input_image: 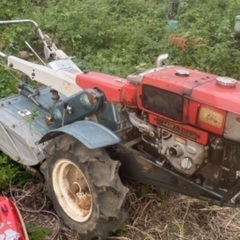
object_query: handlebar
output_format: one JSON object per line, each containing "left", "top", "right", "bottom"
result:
{"left": 0, "top": 19, "right": 46, "bottom": 47}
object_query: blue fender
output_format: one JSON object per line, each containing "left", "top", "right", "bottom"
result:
{"left": 39, "top": 121, "right": 121, "bottom": 149}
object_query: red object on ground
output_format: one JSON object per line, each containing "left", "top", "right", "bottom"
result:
{"left": 0, "top": 196, "right": 28, "bottom": 240}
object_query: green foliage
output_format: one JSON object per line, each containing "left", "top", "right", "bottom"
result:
{"left": 0, "top": 67, "right": 18, "bottom": 97}
{"left": 29, "top": 0, "right": 168, "bottom": 76}
{"left": 26, "top": 222, "right": 51, "bottom": 240}
{"left": 0, "top": 155, "right": 19, "bottom": 189}
{"left": 167, "top": 0, "right": 240, "bottom": 78}
{"left": 0, "top": 0, "right": 169, "bottom": 76}
{"left": 1, "top": 0, "right": 238, "bottom": 78}
{"left": 0, "top": 154, "right": 34, "bottom": 189}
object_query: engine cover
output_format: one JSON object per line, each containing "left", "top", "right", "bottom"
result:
{"left": 160, "top": 129, "right": 208, "bottom": 175}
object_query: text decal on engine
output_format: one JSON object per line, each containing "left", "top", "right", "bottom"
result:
{"left": 148, "top": 114, "right": 208, "bottom": 145}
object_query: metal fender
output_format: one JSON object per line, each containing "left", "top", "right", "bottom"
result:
{"left": 39, "top": 120, "right": 121, "bottom": 149}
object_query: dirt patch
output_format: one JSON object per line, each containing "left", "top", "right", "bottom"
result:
{"left": 3, "top": 179, "right": 240, "bottom": 240}
{"left": 2, "top": 179, "right": 80, "bottom": 240}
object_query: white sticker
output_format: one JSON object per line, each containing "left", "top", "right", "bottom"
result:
{"left": 18, "top": 109, "right": 31, "bottom": 117}
{"left": 0, "top": 229, "right": 20, "bottom": 240}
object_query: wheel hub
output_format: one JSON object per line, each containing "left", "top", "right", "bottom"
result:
{"left": 52, "top": 159, "right": 93, "bottom": 222}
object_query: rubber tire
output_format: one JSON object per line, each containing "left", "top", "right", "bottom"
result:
{"left": 43, "top": 134, "right": 128, "bottom": 240}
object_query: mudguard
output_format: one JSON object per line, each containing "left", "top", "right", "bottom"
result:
{"left": 39, "top": 120, "right": 121, "bottom": 149}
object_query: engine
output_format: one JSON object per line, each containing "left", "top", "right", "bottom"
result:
{"left": 158, "top": 129, "right": 207, "bottom": 175}
{"left": 128, "top": 111, "right": 208, "bottom": 176}
{"left": 127, "top": 109, "right": 240, "bottom": 191}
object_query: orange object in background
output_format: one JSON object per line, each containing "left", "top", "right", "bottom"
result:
{"left": 169, "top": 34, "right": 205, "bottom": 50}
{"left": 0, "top": 197, "right": 29, "bottom": 240}
{"left": 169, "top": 34, "right": 188, "bottom": 49}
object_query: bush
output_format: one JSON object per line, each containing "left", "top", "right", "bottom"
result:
{"left": 1, "top": 0, "right": 239, "bottom": 78}
{"left": 168, "top": 0, "right": 240, "bottom": 78}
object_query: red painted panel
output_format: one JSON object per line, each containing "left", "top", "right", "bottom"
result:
{"left": 76, "top": 72, "right": 137, "bottom": 107}
{"left": 149, "top": 114, "right": 209, "bottom": 145}
{"left": 137, "top": 66, "right": 216, "bottom": 118}
{"left": 0, "top": 196, "right": 28, "bottom": 239}
{"left": 76, "top": 72, "right": 125, "bottom": 102}
{"left": 187, "top": 100, "right": 200, "bottom": 125}
{"left": 182, "top": 98, "right": 190, "bottom": 122}
{"left": 121, "top": 83, "right": 138, "bottom": 107}
{"left": 191, "top": 80, "right": 240, "bottom": 115}
{"left": 140, "top": 66, "right": 215, "bottom": 95}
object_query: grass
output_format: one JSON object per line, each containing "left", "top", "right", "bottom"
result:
{"left": 2, "top": 177, "right": 240, "bottom": 239}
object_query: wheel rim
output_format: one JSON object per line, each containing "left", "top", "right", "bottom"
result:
{"left": 52, "top": 159, "right": 93, "bottom": 222}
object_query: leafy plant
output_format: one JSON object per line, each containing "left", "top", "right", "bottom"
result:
{"left": 0, "top": 154, "right": 35, "bottom": 189}
{"left": 0, "top": 66, "right": 18, "bottom": 97}
{"left": 0, "top": 155, "right": 19, "bottom": 189}
{"left": 26, "top": 222, "right": 51, "bottom": 240}
{"left": 166, "top": 0, "right": 240, "bottom": 78}
{"left": 1, "top": 0, "right": 239, "bottom": 78}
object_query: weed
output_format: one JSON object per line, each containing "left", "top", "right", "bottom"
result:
{"left": 0, "top": 155, "right": 19, "bottom": 189}
{"left": 0, "top": 155, "right": 34, "bottom": 189}
{"left": 26, "top": 222, "right": 51, "bottom": 240}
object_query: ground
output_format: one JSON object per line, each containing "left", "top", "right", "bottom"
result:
{"left": 3, "top": 178, "right": 240, "bottom": 240}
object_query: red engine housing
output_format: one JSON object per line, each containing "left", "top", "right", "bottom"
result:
{"left": 76, "top": 66, "right": 240, "bottom": 144}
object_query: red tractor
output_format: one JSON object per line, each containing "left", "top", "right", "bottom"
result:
{"left": 0, "top": 19, "right": 240, "bottom": 239}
